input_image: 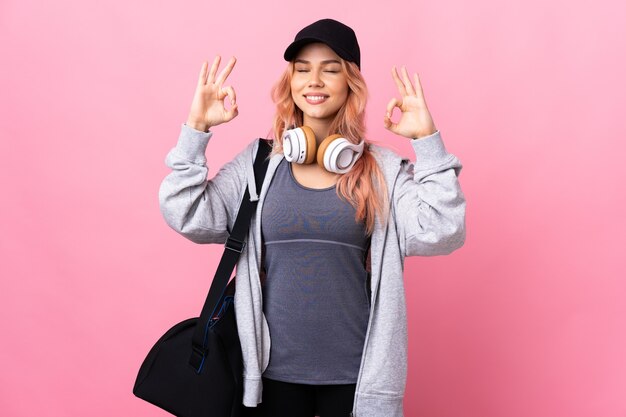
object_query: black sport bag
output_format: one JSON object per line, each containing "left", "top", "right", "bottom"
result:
{"left": 133, "top": 139, "right": 272, "bottom": 417}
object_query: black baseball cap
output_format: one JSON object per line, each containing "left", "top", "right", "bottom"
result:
{"left": 283, "top": 18, "right": 361, "bottom": 69}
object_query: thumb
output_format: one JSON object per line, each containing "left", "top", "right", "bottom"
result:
{"left": 384, "top": 97, "right": 400, "bottom": 134}
{"left": 224, "top": 103, "right": 239, "bottom": 122}
{"left": 383, "top": 114, "right": 398, "bottom": 134}
{"left": 222, "top": 86, "right": 237, "bottom": 121}
{"left": 221, "top": 85, "right": 237, "bottom": 106}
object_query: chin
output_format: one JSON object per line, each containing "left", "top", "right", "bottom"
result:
{"left": 300, "top": 105, "right": 340, "bottom": 121}
{"left": 304, "top": 110, "right": 334, "bottom": 119}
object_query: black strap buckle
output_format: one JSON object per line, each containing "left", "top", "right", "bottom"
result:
{"left": 225, "top": 236, "right": 246, "bottom": 253}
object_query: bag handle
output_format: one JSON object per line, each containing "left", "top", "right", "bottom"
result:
{"left": 189, "top": 139, "right": 273, "bottom": 371}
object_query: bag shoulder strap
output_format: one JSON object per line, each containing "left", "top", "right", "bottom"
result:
{"left": 190, "top": 139, "right": 273, "bottom": 371}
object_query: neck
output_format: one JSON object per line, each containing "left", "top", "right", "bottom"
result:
{"left": 302, "top": 116, "right": 333, "bottom": 144}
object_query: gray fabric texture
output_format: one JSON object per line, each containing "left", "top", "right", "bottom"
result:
{"left": 261, "top": 157, "right": 370, "bottom": 384}
{"left": 159, "top": 123, "right": 466, "bottom": 417}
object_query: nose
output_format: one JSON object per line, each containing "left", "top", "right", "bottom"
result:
{"left": 308, "top": 69, "right": 324, "bottom": 87}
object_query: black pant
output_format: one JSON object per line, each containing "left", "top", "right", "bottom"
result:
{"left": 241, "top": 376, "right": 356, "bottom": 417}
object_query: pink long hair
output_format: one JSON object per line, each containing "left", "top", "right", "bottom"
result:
{"left": 269, "top": 60, "right": 389, "bottom": 235}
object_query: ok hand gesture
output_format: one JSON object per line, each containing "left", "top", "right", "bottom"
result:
{"left": 186, "top": 56, "right": 238, "bottom": 132}
{"left": 384, "top": 66, "right": 437, "bottom": 140}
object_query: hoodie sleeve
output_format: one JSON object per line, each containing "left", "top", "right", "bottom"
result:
{"left": 158, "top": 123, "right": 254, "bottom": 244}
{"left": 393, "top": 130, "right": 466, "bottom": 257}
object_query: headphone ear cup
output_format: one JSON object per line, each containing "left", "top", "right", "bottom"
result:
{"left": 316, "top": 134, "right": 344, "bottom": 171}
{"left": 300, "top": 126, "right": 318, "bottom": 165}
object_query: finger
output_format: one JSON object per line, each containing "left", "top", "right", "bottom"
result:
{"left": 207, "top": 55, "right": 221, "bottom": 84}
{"left": 401, "top": 66, "right": 416, "bottom": 96}
{"left": 221, "top": 85, "right": 237, "bottom": 106}
{"left": 383, "top": 114, "right": 391, "bottom": 129}
{"left": 385, "top": 97, "right": 401, "bottom": 117}
{"left": 384, "top": 97, "right": 400, "bottom": 133}
{"left": 383, "top": 113, "right": 397, "bottom": 133}
{"left": 197, "top": 61, "right": 209, "bottom": 86}
{"left": 413, "top": 73, "right": 425, "bottom": 101}
{"left": 215, "top": 56, "right": 237, "bottom": 86}
{"left": 224, "top": 103, "right": 239, "bottom": 122}
{"left": 391, "top": 66, "right": 407, "bottom": 97}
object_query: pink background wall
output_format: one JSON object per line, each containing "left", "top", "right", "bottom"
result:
{"left": 1, "top": 0, "right": 624, "bottom": 415}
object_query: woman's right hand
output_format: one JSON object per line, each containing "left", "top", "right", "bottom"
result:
{"left": 186, "top": 56, "right": 238, "bottom": 132}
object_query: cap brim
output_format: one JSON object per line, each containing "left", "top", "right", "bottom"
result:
{"left": 283, "top": 38, "right": 324, "bottom": 61}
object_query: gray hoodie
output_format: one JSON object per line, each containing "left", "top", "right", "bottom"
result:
{"left": 159, "top": 124, "right": 466, "bottom": 417}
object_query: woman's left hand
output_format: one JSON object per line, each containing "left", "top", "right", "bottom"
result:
{"left": 384, "top": 66, "right": 437, "bottom": 140}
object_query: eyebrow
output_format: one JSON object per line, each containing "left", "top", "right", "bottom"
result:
{"left": 294, "top": 59, "right": 341, "bottom": 65}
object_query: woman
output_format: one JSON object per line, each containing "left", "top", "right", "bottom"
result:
{"left": 159, "top": 18, "right": 466, "bottom": 417}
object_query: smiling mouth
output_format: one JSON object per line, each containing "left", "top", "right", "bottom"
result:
{"left": 304, "top": 95, "right": 329, "bottom": 104}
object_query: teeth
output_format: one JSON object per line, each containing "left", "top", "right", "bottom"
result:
{"left": 306, "top": 95, "right": 327, "bottom": 101}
